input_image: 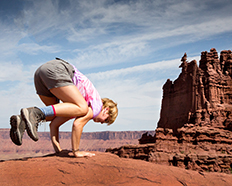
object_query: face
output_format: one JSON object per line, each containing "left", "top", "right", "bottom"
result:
{"left": 93, "top": 107, "right": 110, "bottom": 124}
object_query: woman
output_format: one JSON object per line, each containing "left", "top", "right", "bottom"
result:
{"left": 10, "top": 58, "right": 118, "bottom": 158}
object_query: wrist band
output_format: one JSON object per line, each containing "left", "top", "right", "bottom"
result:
{"left": 72, "top": 149, "right": 79, "bottom": 153}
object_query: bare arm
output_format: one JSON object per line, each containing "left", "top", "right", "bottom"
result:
{"left": 50, "top": 116, "right": 71, "bottom": 153}
{"left": 71, "top": 107, "right": 94, "bottom": 157}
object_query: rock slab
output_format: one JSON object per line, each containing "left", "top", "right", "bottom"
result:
{"left": 1, "top": 152, "right": 232, "bottom": 186}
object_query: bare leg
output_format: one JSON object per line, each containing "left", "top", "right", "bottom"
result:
{"left": 39, "top": 95, "right": 69, "bottom": 152}
{"left": 39, "top": 95, "right": 57, "bottom": 121}
{"left": 50, "top": 85, "right": 89, "bottom": 118}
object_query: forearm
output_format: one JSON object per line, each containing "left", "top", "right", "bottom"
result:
{"left": 71, "top": 124, "right": 83, "bottom": 151}
{"left": 71, "top": 107, "right": 93, "bottom": 157}
{"left": 50, "top": 116, "right": 70, "bottom": 153}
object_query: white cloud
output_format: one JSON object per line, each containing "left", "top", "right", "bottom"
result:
{"left": 0, "top": 61, "right": 27, "bottom": 82}
{"left": 18, "top": 43, "right": 61, "bottom": 55}
{"left": 86, "top": 57, "right": 196, "bottom": 80}
{"left": 0, "top": 0, "right": 229, "bottom": 71}
{"left": 0, "top": 23, "right": 24, "bottom": 59}
{"left": 14, "top": 0, "right": 232, "bottom": 44}
{"left": 0, "top": 81, "right": 43, "bottom": 129}
{"left": 67, "top": 13, "right": 231, "bottom": 69}
{"left": 69, "top": 39, "right": 149, "bottom": 69}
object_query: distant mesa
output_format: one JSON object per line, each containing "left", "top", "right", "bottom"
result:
{"left": 0, "top": 129, "right": 152, "bottom": 161}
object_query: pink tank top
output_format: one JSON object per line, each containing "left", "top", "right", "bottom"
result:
{"left": 71, "top": 65, "right": 102, "bottom": 118}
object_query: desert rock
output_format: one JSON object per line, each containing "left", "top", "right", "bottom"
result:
{"left": 1, "top": 152, "right": 232, "bottom": 186}
{"left": 107, "top": 49, "right": 232, "bottom": 173}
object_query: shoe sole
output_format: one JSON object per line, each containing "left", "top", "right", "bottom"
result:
{"left": 10, "top": 115, "right": 22, "bottom": 146}
{"left": 21, "top": 108, "right": 39, "bottom": 141}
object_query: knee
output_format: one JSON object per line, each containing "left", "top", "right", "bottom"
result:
{"left": 78, "top": 103, "right": 89, "bottom": 116}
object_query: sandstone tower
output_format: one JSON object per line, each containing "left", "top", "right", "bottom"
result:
{"left": 158, "top": 48, "right": 232, "bottom": 134}
{"left": 107, "top": 49, "right": 232, "bottom": 173}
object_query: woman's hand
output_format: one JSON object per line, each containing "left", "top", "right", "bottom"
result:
{"left": 73, "top": 151, "right": 95, "bottom": 158}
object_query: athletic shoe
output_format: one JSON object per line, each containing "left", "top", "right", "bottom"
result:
{"left": 10, "top": 115, "right": 26, "bottom": 146}
{"left": 21, "top": 107, "right": 45, "bottom": 141}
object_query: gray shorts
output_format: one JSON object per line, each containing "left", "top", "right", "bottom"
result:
{"left": 34, "top": 59, "right": 75, "bottom": 97}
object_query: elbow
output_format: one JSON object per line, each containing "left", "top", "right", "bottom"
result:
{"left": 73, "top": 120, "right": 85, "bottom": 130}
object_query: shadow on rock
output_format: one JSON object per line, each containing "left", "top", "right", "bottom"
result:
{"left": 43, "top": 149, "right": 75, "bottom": 158}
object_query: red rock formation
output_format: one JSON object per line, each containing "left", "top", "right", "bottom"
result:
{"left": 107, "top": 49, "right": 232, "bottom": 173}
{"left": 1, "top": 152, "right": 232, "bottom": 186}
{"left": 107, "top": 126, "right": 232, "bottom": 173}
{"left": 158, "top": 48, "right": 232, "bottom": 134}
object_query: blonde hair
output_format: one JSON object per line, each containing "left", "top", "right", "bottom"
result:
{"left": 102, "top": 98, "right": 118, "bottom": 125}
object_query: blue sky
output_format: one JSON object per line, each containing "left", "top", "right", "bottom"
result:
{"left": 0, "top": 0, "right": 231, "bottom": 132}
